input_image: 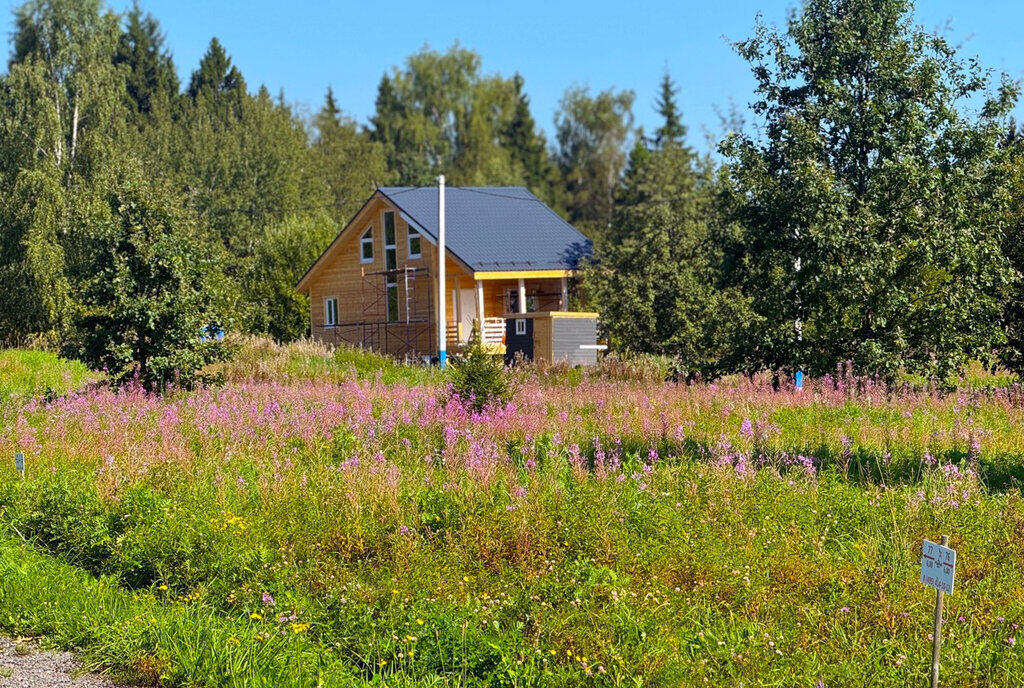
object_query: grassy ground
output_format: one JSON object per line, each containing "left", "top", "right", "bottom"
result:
{"left": 0, "top": 343, "right": 1023, "bottom": 686}
{"left": 0, "top": 349, "right": 98, "bottom": 402}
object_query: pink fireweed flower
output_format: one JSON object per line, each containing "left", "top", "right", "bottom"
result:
{"left": 739, "top": 419, "right": 753, "bottom": 438}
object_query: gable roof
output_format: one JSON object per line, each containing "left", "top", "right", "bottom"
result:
{"left": 378, "top": 186, "right": 591, "bottom": 273}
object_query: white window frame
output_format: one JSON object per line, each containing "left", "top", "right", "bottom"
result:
{"left": 324, "top": 297, "right": 338, "bottom": 327}
{"left": 360, "top": 227, "right": 373, "bottom": 264}
{"left": 515, "top": 318, "right": 527, "bottom": 336}
{"left": 408, "top": 226, "right": 422, "bottom": 259}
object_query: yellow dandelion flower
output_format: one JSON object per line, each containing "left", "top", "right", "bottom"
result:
{"left": 416, "top": 618, "right": 424, "bottom": 625}
{"left": 463, "top": 576, "right": 470, "bottom": 583}
{"left": 250, "top": 613, "right": 262, "bottom": 620}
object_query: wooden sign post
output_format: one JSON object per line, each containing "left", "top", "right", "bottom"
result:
{"left": 14, "top": 452, "right": 24, "bottom": 478}
{"left": 920, "top": 535, "right": 956, "bottom": 688}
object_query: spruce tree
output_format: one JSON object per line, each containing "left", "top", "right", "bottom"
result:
{"left": 187, "top": 37, "right": 245, "bottom": 104}
{"left": 653, "top": 71, "right": 686, "bottom": 148}
{"left": 114, "top": 2, "right": 178, "bottom": 121}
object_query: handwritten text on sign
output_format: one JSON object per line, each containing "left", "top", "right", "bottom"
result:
{"left": 920, "top": 539, "right": 956, "bottom": 595}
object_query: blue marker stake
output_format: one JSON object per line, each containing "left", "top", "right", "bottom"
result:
{"left": 795, "top": 369, "right": 804, "bottom": 390}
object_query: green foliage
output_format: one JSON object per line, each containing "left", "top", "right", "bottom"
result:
{"left": 653, "top": 71, "right": 685, "bottom": 148}
{"left": 246, "top": 212, "right": 337, "bottom": 342}
{"left": 313, "top": 87, "right": 393, "bottom": 226}
{"left": 722, "top": 0, "right": 1019, "bottom": 380}
{"left": 62, "top": 165, "right": 228, "bottom": 389}
{"left": 370, "top": 43, "right": 530, "bottom": 188}
{"left": 0, "top": 0, "right": 125, "bottom": 343}
{"left": 501, "top": 74, "right": 565, "bottom": 212}
{"left": 998, "top": 127, "right": 1024, "bottom": 375}
{"left": 447, "top": 341, "right": 511, "bottom": 411}
{"left": 589, "top": 102, "right": 753, "bottom": 377}
{"left": 114, "top": 2, "right": 178, "bottom": 123}
{"left": 554, "top": 86, "right": 636, "bottom": 235}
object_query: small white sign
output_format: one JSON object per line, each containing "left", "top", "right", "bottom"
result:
{"left": 14, "top": 452, "right": 25, "bottom": 475}
{"left": 920, "top": 539, "right": 956, "bottom": 595}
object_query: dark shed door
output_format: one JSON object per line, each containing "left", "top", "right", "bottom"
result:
{"left": 504, "top": 317, "right": 533, "bottom": 364}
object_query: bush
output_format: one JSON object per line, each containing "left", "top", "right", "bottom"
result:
{"left": 447, "top": 342, "right": 511, "bottom": 411}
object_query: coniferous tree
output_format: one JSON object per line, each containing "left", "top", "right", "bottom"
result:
{"left": 588, "top": 79, "right": 750, "bottom": 376}
{"left": 114, "top": 2, "right": 178, "bottom": 122}
{"left": 653, "top": 71, "right": 686, "bottom": 148}
{"left": 313, "top": 87, "right": 391, "bottom": 225}
{"left": 501, "top": 74, "right": 563, "bottom": 211}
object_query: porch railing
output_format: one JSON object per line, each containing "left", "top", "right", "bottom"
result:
{"left": 481, "top": 317, "right": 506, "bottom": 350}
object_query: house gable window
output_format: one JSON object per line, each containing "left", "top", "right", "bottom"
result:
{"left": 408, "top": 226, "right": 421, "bottom": 259}
{"left": 360, "top": 227, "right": 373, "bottom": 263}
{"left": 383, "top": 211, "right": 397, "bottom": 270}
{"left": 324, "top": 297, "right": 338, "bottom": 327}
{"left": 383, "top": 211, "right": 399, "bottom": 321}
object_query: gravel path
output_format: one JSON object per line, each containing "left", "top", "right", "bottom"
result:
{"left": 0, "top": 638, "right": 133, "bottom": 688}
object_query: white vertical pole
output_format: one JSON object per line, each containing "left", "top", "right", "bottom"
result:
{"left": 560, "top": 276, "right": 569, "bottom": 311}
{"left": 517, "top": 278, "right": 527, "bottom": 314}
{"left": 931, "top": 534, "right": 949, "bottom": 688}
{"left": 437, "top": 175, "right": 447, "bottom": 368}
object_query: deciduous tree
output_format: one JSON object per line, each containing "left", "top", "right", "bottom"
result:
{"left": 722, "top": 0, "right": 1017, "bottom": 380}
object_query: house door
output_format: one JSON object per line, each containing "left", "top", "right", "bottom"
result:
{"left": 459, "top": 289, "right": 475, "bottom": 343}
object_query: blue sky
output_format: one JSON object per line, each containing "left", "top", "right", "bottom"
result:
{"left": 4, "top": 1, "right": 1023, "bottom": 151}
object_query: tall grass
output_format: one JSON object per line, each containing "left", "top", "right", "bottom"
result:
{"left": 0, "top": 349, "right": 98, "bottom": 403}
{"left": 0, "top": 353, "right": 1023, "bottom": 685}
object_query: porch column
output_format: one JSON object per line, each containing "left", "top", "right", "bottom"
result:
{"left": 454, "top": 276, "right": 463, "bottom": 342}
{"left": 476, "top": 279, "right": 485, "bottom": 328}
{"left": 560, "top": 276, "right": 569, "bottom": 311}
{"left": 517, "top": 278, "right": 527, "bottom": 314}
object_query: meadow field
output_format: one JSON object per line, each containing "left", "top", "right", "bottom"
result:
{"left": 1, "top": 342, "right": 1023, "bottom": 686}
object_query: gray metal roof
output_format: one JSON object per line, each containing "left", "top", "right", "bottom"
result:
{"left": 378, "top": 186, "right": 591, "bottom": 272}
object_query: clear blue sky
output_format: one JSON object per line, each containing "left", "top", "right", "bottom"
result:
{"left": 4, "top": 1, "right": 1023, "bottom": 151}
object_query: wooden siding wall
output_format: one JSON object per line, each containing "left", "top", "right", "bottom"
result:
{"left": 307, "top": 196, "right": 472, "bottom": 356}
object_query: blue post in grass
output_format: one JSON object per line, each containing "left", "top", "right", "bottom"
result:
{"left": 795, "top": 369, "right": 804, "bottom": 390}
{"left": 437, "top": 175, "right": 447, "bottom": 369}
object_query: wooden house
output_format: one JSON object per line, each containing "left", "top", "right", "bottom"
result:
{"left": 295, "top": 186, "right": 593, "bottom": 359}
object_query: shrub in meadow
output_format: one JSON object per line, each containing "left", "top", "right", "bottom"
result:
{"left": 447, "top": 341, "right": 512, "bottom": 412}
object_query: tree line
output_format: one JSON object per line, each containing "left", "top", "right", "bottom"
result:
{"left": 2, "top": 0, "right": 1023, "bottom": 387}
